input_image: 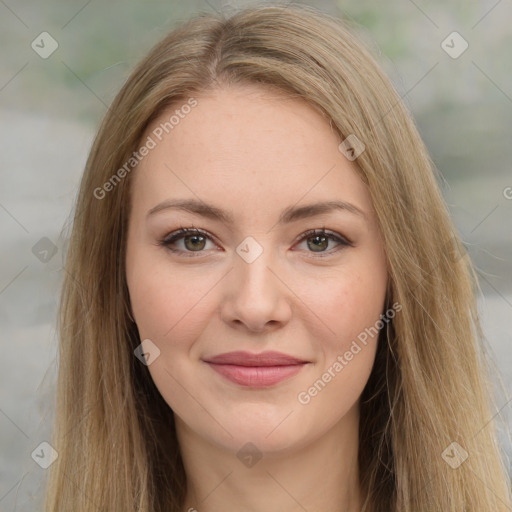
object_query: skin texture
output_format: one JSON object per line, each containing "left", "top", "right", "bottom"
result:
{"left": 125, "top": 84, "right": 389, "bottom": 512}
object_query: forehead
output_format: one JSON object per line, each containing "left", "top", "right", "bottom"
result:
{"left": 131, "top": 85, "right": 373, "bottom": 221}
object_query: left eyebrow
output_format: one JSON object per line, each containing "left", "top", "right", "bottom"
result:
{"left": 147, "top": 198, "right": 368, "bottom": 224}
{"left": 278, "top": 200, "right": 368, "bottom": 224}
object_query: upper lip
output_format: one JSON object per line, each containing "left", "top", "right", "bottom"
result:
{"left": 203, "top": 351, "right": 308, "bottom": 367}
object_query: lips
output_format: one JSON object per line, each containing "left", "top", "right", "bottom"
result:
{"left": 203, "top": 351, "right": 309, "bottom": 387}
{"left": 204, "top": 350, "right": 308, "bottom": 366}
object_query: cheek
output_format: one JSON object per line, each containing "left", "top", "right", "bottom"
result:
{"left": 293, "top": 257, "right": 387, "bottom": 407}
{"left": 126, "top": 249, "right": 217, "bottom": 342}
{"left": 296, "top": 264, "right": 386, "bottom": 346}
{"left": 294, "top": 269, "right": 385, "bottom": 419}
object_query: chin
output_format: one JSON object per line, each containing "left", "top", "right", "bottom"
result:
{"left": 203, "top": 408, "right": 316, "bottom": 456}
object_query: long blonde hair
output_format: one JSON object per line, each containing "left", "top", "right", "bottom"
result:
{"left": 45, "top": 4, "right": 511, "bottom": 511}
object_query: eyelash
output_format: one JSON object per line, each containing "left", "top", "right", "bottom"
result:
{"left": 158, "top": 225, "right": 352, "bottom": 259}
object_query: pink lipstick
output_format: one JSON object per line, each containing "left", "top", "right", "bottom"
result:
{"left": 203, "top": 350, "right": 308, "bottom": 387}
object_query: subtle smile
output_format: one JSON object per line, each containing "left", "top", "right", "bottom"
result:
{"left": 203, "top": 350, "right": 309, "bottom": 387}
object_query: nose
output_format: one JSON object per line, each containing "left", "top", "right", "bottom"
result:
{"left": 220, "top": 245, "right": 292, "bottom": 334}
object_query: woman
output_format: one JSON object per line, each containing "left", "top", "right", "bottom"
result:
{"left": 45, "top": 3, "right": 511, "bottom": 511}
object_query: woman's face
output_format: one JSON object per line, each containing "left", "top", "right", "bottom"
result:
{"left": 126, "top": 84, "right": 388, "bottom": 455}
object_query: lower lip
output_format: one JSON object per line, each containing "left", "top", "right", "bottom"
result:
{"left": 205, "top": 362, "right": 307, "bottom": 387}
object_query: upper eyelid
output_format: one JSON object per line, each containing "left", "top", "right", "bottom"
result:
{"left": 162, "top": 227, "right": 216, "bottom": 244}
{"left": 161, "top": 227, "right": 351, "bottom": 249}
{"left": 297, "top": 228, "right": 351, "bottom": 244}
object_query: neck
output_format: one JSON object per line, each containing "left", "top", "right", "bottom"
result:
{"left": 177, "top": 404, "right": 362, "bottom": 512}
